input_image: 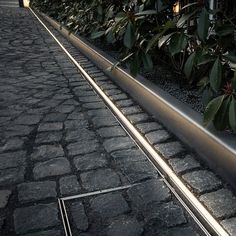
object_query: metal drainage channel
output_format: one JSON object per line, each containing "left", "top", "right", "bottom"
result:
{"left": 30, "top": 7, "right": 229, "bottom": 236}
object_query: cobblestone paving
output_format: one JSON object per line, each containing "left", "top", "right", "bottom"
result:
{"left": 0, "top": 6, "right": 219, "bottom": 236}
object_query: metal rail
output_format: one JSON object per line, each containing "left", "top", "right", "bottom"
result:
{"left": 30, "top": 7, "right": 230, "bottom": 236}
{"left": 36, "top": 11, "right": 236, "bottom": 193}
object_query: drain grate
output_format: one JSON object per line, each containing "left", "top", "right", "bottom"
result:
{"left": 58, "top": 184, "right": 137, "bottom": 236}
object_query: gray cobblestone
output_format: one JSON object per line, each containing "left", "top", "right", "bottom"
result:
{"left": 200, "top": 189, "right": 236, "bottom": 219}
{"left": 128, "top": 113, "right": 149, "bottom": 124}
{"left": 0, "top": 167, "right": 25, "bottom": 186}
{"left": 80, "top": 168, "right": 121, "bottom": 191}
{"left": 90, "top": 192, "right": 129, "bottom": 219}
{"left": 43, "top": 113, "right": 67, "bottom": 122}
{"left": 111, "top": 149, "right": 146, "bottom": 164}
{"left": 38, "top": 122, "right": 63, "bottom": 132}
{"left": 136, "top": 122, "right": 163, "bottom": 133}
{"left": 79, "top": 95, "right": 101, "bottom": 103}
{"left": 35, "top": 131, "right": 62, "bottom": 144}
{"left": 70, "top": 202, "right": 89, "bottom": 231}
{"left": 127, "top": 179, "right": 170, "bottom": 211}
{"left": 14, "top": 203, "right": 59, "bottom": 234}
{"left": 87, "top": 109, "right": 112, "bottom": 118}
{"left": 155, "top": 141, "right": 184, "bottom": 158}
{"left": 116, "top": 99, "right": 134, "bottom": 107}
{"left": 145, "top": 130, "right": 171, "bottom": 144}
{"left": 1, "top": 138, "right": 24, "bottom": 152}
{"left": 120, "top": 106, "right": 142, "bottom": 115}
{"left": 55, "top": 105, "right": 75, "bottom": 113}
{"left": 17, "top": 181, "right": 57, "bottom": 203}
{"left": 74, "top": 152, "right": 108, "bottom": 171}
{"left": 5, "top": 125, "right": 34, "bottom": 137}
{"left": 97, "top": 126, "right": 126, "bottom": 138}
{"left": 118, "top": 160, "right": 157, "bottom": 183}
{"left": 144, "top": 202, "right": 187, "bottom": 227}
{"left": 92, "top": 116, "right": 118, "bottom": 128}
{"left": 168, "top": 154, "right": 200, "bottom": 174}
{"left": 67, "top": 140, "right": 99, "bottom": 156}
{"left": 0, "top": 151, "right": 26, "bottom": 170}
{"left": 14, "top": 114, "right": 41, "bottom": 125}
{"left": 24, "top": 229, "right": 63, "bottom": 236}
{"left": 182, "top": 170, "right": 222, "bottom": 194}
{"left": 59, "top": 175, "right": 81, "bottom": 196}
{"left": 110, "top": 93, "right": 128, "bottom": 101}
{"left": 33, "top": 157, "right": 71, "bottom": 179}
{"left": 107, "top": 216, "right": 143, "bottom": 236}
{"left": 65, "top": 129, "right": 95, "bottom": 143}
{"left": 103, "top": 137, "right": 136, "bottom": 153}
{"left": 82, "top": 101, "right": 105, "bottom": 110}
{"left": 64, "top": 120, "right": 89, "bottom": 130}
{"left": 31, "top": 144, "right": 64, "bottom": 161}
{"left": 221, "top": 218, "right": 236, "bottom": 235}
{"left": 0, "top": 190, "right": 11, "bottom": 208}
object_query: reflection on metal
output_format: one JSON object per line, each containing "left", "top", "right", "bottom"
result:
{"left": 30, "top": 7, "right": 230, "bottom": 236}
{"left": 58, "top": 185, "right": 136, "bottom": 236}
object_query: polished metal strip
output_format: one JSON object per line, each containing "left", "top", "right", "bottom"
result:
{"left": 30, "top": 7, "right": 229, "bottom": 236}
{"left": 58, "top": 199, "right": 69, "bottom": 236}
{"left": 62, "top": 184, "right": 137, "bottom": 201}
{"left": 62, "top": 199, "right": 73, "bottom": 236}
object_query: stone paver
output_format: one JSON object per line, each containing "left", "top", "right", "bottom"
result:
{"left": 59, "top": 175, "right": 81, "bottom": 196}
{"left": 168, "top": 154, "right": 201, "bottom": 174}
{"left": 33, "top": 157, "right": 71, "bottom": 179}
{"left": 70, "top": 202, "right": 89, "bottom": 231}
{"left": 90, "top": 192, "right": 129, "bottom": 219}
{"left": 0, "top": 190, "right": 11, "bottom": 208}
{"left": 200, "top": 189, "right": 236, "bottom": 219}
{"left": 80, "top": 168, "right": 121, "bottom": 191}
{"left": 17, "top": 181, "right": 57, "bottom": 203}
{"left": 31, "top": 144, "right": 64, "bottom": 161}
{"left": 103, "top": 137, "right": 136, "bottom": 153}
{"left": 74, "top": 152, "right": 108, "bottom": 171}
{"left": 14, "top": 203, "right": 59, "bottom": 234}
{"left": 183, "top": 170, "right": 222, "bottom": 194}
{"left": 106, "top": 215, "right": 143, "bottom": 236}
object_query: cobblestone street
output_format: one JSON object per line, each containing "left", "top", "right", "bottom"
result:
{"left": 0, "top": 7, "right": 204, "bottom": 236}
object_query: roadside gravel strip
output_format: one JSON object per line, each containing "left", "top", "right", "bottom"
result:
{"left": 0, "top": 6, "right": 234, "bottom": 236}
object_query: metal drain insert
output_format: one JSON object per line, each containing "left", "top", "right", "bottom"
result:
{"left": 58, "top": 184, "right": 136, "bottom": 236}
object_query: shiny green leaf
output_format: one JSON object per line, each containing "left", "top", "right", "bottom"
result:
{"left": 197, "top": 8, "right": 209, "bottom": 42}
{"left": 229, "top": 98, "right": 236, "bottom": 130}
{"left": 169, "top": 32, "right": 187, "bottom": 56}
{"left": 142, "top": 53, "right": 153, "bottom": 71}
{"left": 124, "top": 21, "right": 135, "bottom": 49}
{"left": 203, "top": 95, "right": 225, "bottom": 126}
{"left": 90, "top": 31, "right": 105, "bottom": 39}
{"left": 158, "top": 32, "right": 175, "bottom": 48}
{"left": 184, "top": 52, "right": 196, "bottom": 78}
{"left": 213, "top": 97, "right": 230, "bottom": 130}
{"left": 209, "top": 58, "right": 222, "bottom": 92}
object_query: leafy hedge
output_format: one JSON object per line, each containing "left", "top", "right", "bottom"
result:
{"left": 31, "top": 0, "right": 236, "bottom": 132}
